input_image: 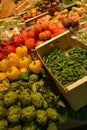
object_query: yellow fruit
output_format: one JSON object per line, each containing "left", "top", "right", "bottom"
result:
{"left": 6, "top": 53, "right": 19, "bottom": 67}
{"left": 19, "top": 56, "right": 29, "bottom": 68}
{"left": 20, "top": 68, "right": 27, "bottom": 73}
{"left": 29, "top": 59, "right": 42, "bottom": 73}
{"left": 16, "top": 45, "right": 28, "bottom": 58}
{"left": 0, "top": 59, "right": 7, "bottom": 72}
{"left": 6, "top": 66, "right": 20, "bottom": 80}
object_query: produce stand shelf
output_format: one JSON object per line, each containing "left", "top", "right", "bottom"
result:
{"left": 0, "top": 0, "right": 87, "bottom": 129}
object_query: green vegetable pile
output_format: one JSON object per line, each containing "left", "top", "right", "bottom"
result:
{"left": 43, "top": 48, "right": 86, "bottom": 86}
{"left": 68, "top": 47, "right": 87, "bottom": 70}
{"left": 0, "top": 18, "right": 21, "bottom": 27}
{"left": 0, "top": 68, "right": 68, "bottom": 130}
{"left": 77, "top": 30, "right": 87, "bottom": 45}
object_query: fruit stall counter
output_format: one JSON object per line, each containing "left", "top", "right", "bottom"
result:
{"left": 0, "top": 0, "right": 87, "bottom": 130}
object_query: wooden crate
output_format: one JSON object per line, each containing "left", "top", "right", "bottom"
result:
{"left": 36, "top": 30, "right": 87, "bottom": 111}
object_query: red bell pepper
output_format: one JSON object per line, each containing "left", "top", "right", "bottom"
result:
{"left": 4, "top": 45, "right": 16, "bottom": 56}
{"left": 11, "top": 34, "right": 24, "bottom": 47}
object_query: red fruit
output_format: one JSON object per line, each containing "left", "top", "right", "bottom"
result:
{"left": 11, "top": 34, "right": 24, "bottom": 47}
{"left": 1, "top": 40, "right": 11, "bottom": 47}
{"left": 49, "top": 23, "right": 58, "bottom": 33}
{"left": 39, "top": 30, "right": 51, "bottom": 41}
{"left": 0, "top": 53, "right": 5, "bottom": 61}
{"left": 34, "top": 23, "right": 43, "bottom": 35}
{"left": 25, "top": 38, "right": 36, "bottom": 49}
{"left": 52, "top": 28, "right": 66, "bottom": 38}
{"left": 4, "top": 45, "right": 16, "bottom": 56}
{"left": 49, "top": 21, "right": 64, "bottom": 33}
{"left": 21, "top": 29, "right": 29, "bottom": 40}
{"left": 0, "top": 47, "right": 5, "bottom": 53}
{"left": 28, "top": 28, "right": 35, "bottom": 38}
{"left": 40, "top": 22, "right": 49, "bottom": 31}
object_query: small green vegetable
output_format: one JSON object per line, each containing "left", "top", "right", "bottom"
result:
{"left": 7, "top": 105, "right": 21, "bottom": 124}
{"left": 21, "top": 106, "right": 36, "bottom": 123}
{"left": 0, "top": 105, "right": 7, "bottom": 120}
{"left": 3, "top": 91, "right": 18, "bottom": 108}
{"left": 0, "top": 119, "right": 8, "bottom": 130}
{"left": 36, "top": 110, "right": 48, "bottom": 125}
{"left": 31, "top": 92, "right": 44, "bottom": 109}
{"left": 46, "top": 108, "right": 59, "bottom": 121}
{"left": 19, "top": 90, "right": 31, "bottom": 108}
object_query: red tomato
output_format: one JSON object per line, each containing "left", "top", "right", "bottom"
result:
{"left": 25, "top": 38, "right": 36, "bottom": 49}
{"left": 1, "top": 40, "right": 11, "bottom": 47}
{"left": 11, "top": 34, "right": 24, "bottom": 47}
{"left": 0, "top": 53, "right": 5, "bottom": 61}
{"left": 28, "top": 28, "right": 35, "bottom": 38}
{"left": 4, "top": 45, "right": 16, "bottom": 56}
{"left": 21, "top": 29, "right": 29, "bottom": 40}
{"left": 39, "top": 31, "right": 51, "bottom": 41}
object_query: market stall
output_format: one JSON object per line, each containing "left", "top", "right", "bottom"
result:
{"left": 0, "top": 0, "right": 87, "bottom": 130}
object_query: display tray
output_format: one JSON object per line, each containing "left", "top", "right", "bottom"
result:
{"left": 61, "top": 2, "right": 77, "bottom": 11}
{"left": 36, "top": 30, "right": 87, "bottom": 111}
{"left": 25, "top": 11, "right": 48, "bottom": 26}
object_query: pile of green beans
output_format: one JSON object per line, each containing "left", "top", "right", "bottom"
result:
{"left": 43, "top": 48, "right": 85, "bottom": 86}
{"left": 68, "top": 47, "right": 87, "bottom": 70}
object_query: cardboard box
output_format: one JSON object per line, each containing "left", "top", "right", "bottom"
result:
{"left": 36, "top": 30, "right": 87, "bottom": 111}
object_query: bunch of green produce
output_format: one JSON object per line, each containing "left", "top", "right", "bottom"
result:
{"left": 68, "top": 47, "right": 87, "bottom": 70}
{"left": 0, "top": 19, "right": 21, "bottom": 27}
{"left": 77, "top": 31, "right": 87, "bottom": 45}
{"left": 0, "top": 68, "right": 68, "bottom": 130}
{"left": 0, "top": 119, "right": 8, "bottom": 130}
{"left": 43, "top": 48, "right": 85, "bottom": 86}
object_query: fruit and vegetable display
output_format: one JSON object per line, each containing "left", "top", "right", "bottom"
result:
{"left": 0, "top": 0, "right": 87, "bottom": 129}
{"left": 0, "top": 66, "right": 68, "bottom": 130}
{"left": 0, "top": 15, "right": 67, "bottom": 52}
{"left": 43, "top": 47, "right": 86, "bottom": 86}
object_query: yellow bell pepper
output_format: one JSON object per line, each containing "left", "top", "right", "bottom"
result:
{"left": 6, "top": 52, "right": 19, "bottom": 68}
{"left": 29, "top": 59, "right": 42, "bottom": 73}
{"left": 6, "top": 66, "right": 20, "bottom": 80}
{"left": 19, "top": 56, "right": 29, "bottom": 68}
{"left": 16, "top": 45, "right": 28, "bottom": 58}
{"left": 0, "top": 72, "right": 7, "bottom": 81}
{"left": 20, "top": 68, "right": 27, "bottom": 73}
{"left": 0, "top": 59, "right": 8, "bottom": 72}
{"left": 27, "top": 54, "right": 32, "bottom": 64}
